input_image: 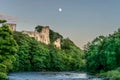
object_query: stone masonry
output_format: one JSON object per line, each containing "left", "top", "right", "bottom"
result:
{"left": 7, "top": 23, "right": 61, "bottom": 48}
{"left": 22, "top": 26, "right": 50, "bottom": 45}
{"left": 7, "top": 23, "right": 16, "bottom": 31}
{"left": 53, "top": 38, "right": 61, "bottom": 49}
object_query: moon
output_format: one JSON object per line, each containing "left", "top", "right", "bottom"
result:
{"left": 59, "top": 8, "right": 62, "bottom": 12}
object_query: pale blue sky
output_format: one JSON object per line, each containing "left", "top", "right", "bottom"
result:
{"left": 0, "top": 0, "right": 120, "bottom": 48}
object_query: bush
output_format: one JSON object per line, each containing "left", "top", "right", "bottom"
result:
{"left": 104, "top": 70, "right": 120, "bottom": 80}
{"left": 116, "top": 67, "right": 120, "bottom": 72}
{"left": 99, "top": 70, "right": 120, "bottom": 80}
{"left": 0, "top": 72, "right": 7, "bottom": 79}
{"left": 0, "top": 64, "right": 7, "bottom": 73}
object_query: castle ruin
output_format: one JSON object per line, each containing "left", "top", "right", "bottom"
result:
{"left": 53, "top": 38, "right": 61, "bottom": 49}
{"left": 7, "top": 23, "right": 61, "bottom": 48}
{"left": 7, "top": 23, "right": 16, "bottom": 31}
{"left": 22, "top": 26, "right": 50, "bottom": 45}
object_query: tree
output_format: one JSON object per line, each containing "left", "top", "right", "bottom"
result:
{"left": 35, "top": 25, "right": 43, "bottom": 32}
{"left": 118, "top": 28, "right": 120, "bottom": 32}
{"left": 0, "top": 24, "right": 18, "bottom": 79}
{"left": 13, "top": 32, "right": 32, "bottom": 71}
{"left": 86, "top": 29, "right": 120, "bottom": 73}
{"left": 13, "top": 31, "right": 51, "bottom": 71}
{"left": 61, "top": 38, "right": 85, "bottom": 71}
{"left": 49, "top": 47, "right": 66, "bottom": 71}
{"left": 0, "top": 20, "right": 7, "bottom": 24}
{"left": 49, "top": 29, "right": 63, "bottom": 43}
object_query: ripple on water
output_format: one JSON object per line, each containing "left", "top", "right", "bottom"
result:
{"left": 8, "top": 72, "right": 105, "bottom": 80}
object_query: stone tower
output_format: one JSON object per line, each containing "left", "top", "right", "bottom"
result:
{"left": 6, "top": 23, "right": 16, "bottom": 31}
{"left": 37, "top": 26, "right": 50, "bottom": 45}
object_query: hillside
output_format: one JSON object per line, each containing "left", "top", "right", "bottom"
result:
{"left": 0, "top": 22, "right": 85, "bottom": 79}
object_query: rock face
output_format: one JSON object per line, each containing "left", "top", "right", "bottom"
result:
{"left": 7, "top": 23, "right": 61, "bottom": 48}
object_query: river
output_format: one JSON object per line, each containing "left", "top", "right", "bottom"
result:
{"left": 8, "top": 72, "right": 106, "bottom": 80}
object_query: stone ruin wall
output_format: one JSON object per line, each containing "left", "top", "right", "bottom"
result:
{"left": 7, "top": 23, "right": 61, "bottom": 48}
{"left": 22, "top": 26, "right": 50, "bottom": 45}
{"left": 6, "top": 23, "right": 16, "bottom": 31}
{"left": 53, "top": 38, "right": 61, "bottom": 49}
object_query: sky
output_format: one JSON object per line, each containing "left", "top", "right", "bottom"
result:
{"left": 0, "top": 0, "right": 120, "bottom": 48}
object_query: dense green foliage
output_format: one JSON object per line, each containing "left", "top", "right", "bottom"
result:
{"left": 0, "top": 23, "right": 85, "bottom": 79}
{"left": 12, "top": 31, "right": 85, "bottom": 72}
{"left": 0, "top": 24, "right": 18, "bottom": 79}
{"left": 85, "top": 28, "right": 120, "bottom": 79}
{"left": 99, "top": 67, "right": 120, "bottom": 79}
{"left": 100, "top": 70, "right": 120, "bottom": 80}
{"left": 61, "top": 38, "right": 86, "bottom": 71}
{"left": 35, "top": 25, "right": 43, "bottom": 32}
{"left": 86, "top": 31, "right": 120, "bottom": 73}
{"left": 13, "top": 31, "right": 50, "bottom": 71}
{"left": 0, "top": 20, "right": 7, "bottom": 23}
{"left": 11, "top": 24, "right": 85, "bottom": 72}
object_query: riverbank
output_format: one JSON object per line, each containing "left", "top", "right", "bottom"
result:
{"left": 98, "top": 70, "right": 120, "bottom": 80}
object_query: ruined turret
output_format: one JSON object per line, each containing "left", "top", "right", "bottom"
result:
{"left": 39, "top": 26, "right": 50, "bottom": 44}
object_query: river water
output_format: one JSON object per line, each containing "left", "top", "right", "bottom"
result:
{"left": 8, "top": 72, "right": 106, "bottom": 80}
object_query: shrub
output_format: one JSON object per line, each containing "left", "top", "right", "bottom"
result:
{"left": 116, "top": 67, "right": 120, "bottom": 72}
{"left": 0, "top": 72, "right": 7, "bottom": 79}
{"left": 107, "top": 70, "right": 120, "bottom": 80}
{"left": 0, "top": 64, "right": 7, "bottom": 73}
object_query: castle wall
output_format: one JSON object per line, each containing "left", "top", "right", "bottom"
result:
{"left": 53, "top": 38, "right": 61, "bottom": 49}
{"left": 39, "top": 26, "right": 50, "bottom": 44}
{"left": 22, "top": 26, "right": 50, "bottom": 45}
{"left": 7, "top": 23, "right": 16, "bottom": 31}
{"left": 7, "top": 23, "right": 61, "bottom": 48}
